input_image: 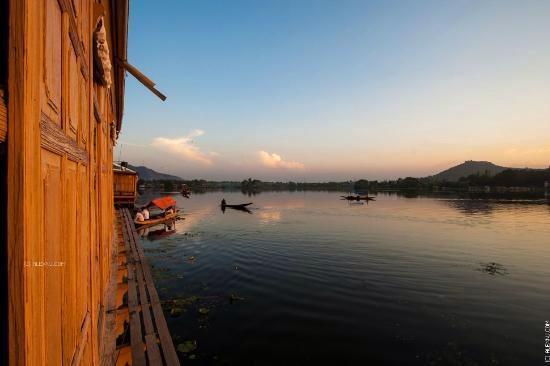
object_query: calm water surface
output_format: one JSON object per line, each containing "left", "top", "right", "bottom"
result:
{"left": 136, "top": 191, "right": 550, "bottom": 365}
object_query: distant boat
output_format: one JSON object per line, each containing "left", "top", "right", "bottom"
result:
{"left": 222, "top": 202, "right": 252, "bottom": 209}
{"left": 220, "top": 201, "right": 253, "bottom": 214}
{"left": 181, "top": 185, "right": 191, "bottom": 198}
{"left": 341, "top": 195, "right": 376, "bottom": 201}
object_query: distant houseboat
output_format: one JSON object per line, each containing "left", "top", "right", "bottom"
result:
{"left": 114, "top": 162, "right": 138, "bottom": 207}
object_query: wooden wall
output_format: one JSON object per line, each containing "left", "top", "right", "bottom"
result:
{"left": 7, "top": 0, "right": 122, "bottom": 364}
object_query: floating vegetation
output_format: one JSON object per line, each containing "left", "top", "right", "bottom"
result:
{"left": 162, "top": 295, "right": 200, "bottom": 310}
{"left": 170, "top": 307, "right": 183, "bottom": 317}
{"left": 151, "top": 266, "right": 172, "bottom": 280}
{"left": 162, "top": 295, "right": 201, "bottom": 318}
{"left": 229, "top": 293, "right": 245, "bottom": 303}
{"left": 143, "top": 247, "right": 168, "bottom": 254}
{"left": 478, "top": 262, "right": 509, "bottom": 276}
{"left": 177, "top": 340, "right": 197, "bottom": 353}
{"left": 187, "top": 256, "right": 196, "bottom": 262}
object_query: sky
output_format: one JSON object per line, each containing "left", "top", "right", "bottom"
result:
{"left": 117, "top": 0, "right": 550, "bottom": 181}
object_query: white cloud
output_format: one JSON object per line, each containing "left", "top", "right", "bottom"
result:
{"left": 258, "top": 151, "right": 304, "bottom": 169}
{"left": 151, "top": 130, "right": 214, "bottom": 165}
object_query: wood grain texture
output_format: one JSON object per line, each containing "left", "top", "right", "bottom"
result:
{"left": 8, "top": 1, "right": 124, "bottom": 364}
{"left": 40, "top": 113, "right": 89, "bottom": 164}
{"left": 0, "top": 89, "right": 7, "bottom": 142}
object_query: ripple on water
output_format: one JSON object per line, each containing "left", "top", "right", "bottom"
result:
{"left": 137, "top": 191, "right": 550, "bottom": 365}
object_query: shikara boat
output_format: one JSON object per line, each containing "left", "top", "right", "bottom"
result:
{"left": 221, "top": 201, "right": 253, "bottom": 214}
{"left": 341, "top": 195, "right": 376, "bottom": 201}
{"left": 134, "top": 211, "right": 178, "bottom": 228}
{"left": 222, "top": 203, "right": 252, "bottom": 209}
{"left": 135, "top": 196, "right": 179, "bottom": 228}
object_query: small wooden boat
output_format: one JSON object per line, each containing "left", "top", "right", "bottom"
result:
{"left": 341, "top": 195, "right": 376, "bottom": 201}
{"left": 221, "top": 201, "right": 253, "bottom": 214}
{"left": 181, "top": 186, "right": 191, "bottom": 198}
{"left": 222, "top": 203, "right": 252, "bottom": 209}
{"left": 134, "top": 211, "right": 178, "bottom": 228}
{"left": 135, "top": 196, "right": 180, "bottom": 228}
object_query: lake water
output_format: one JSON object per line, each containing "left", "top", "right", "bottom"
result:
{"left": 136, "top": 191, "right": 550, "bottom": 365}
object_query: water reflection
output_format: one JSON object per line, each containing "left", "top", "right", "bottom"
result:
{"left": 257, "top": 209, "right": 282, "bottom": 224}
{"left": 135, "top": 190, "right": 550, "bottom": 365}
{"left": 444, "top": 199, "right": 495, "bottom": 216}
{"left": 221, "top": 205, "right": 252, "bottom": 214}
{"left": 137, "top": 220, "right": 177, "bottom": 241}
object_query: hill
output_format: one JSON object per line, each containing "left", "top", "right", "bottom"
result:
{"left": 127, "top": 164, "right": 182, "bottom": 181}
{"left": 429, "top": 161, "right": 508, "bottom": 182}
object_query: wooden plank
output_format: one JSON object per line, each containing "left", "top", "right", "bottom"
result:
{"left": 122, "top": 210, "right": 139, "bottom": 263}
{"left": 122, "top": 208, "right": 181, "bottom": 366}
{"left": 150, "top": 303, "right": 180, "bottom": 366}
{"left": 135, "top": 264, "right": 162, "bottom": 364}
{"left": 129, "top": 309, "right": 145, "bottom": 366}
{"left": 99, "top": 221, "right": 121, "bottom": 366}
{"left": 126, "top": 265, "right": 145, "bottom": 365}
{"left": 145, "top": 334, "right": 163, "bottom": 365}
{"left": 120, "top": 210, "right": 146, "bottom": 366}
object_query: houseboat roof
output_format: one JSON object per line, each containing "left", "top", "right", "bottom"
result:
{"left": 112, "top": 0, "right": 129, "bottom": 133}
{"left": 113, "top": 162, "right": 137, "bottom": 175}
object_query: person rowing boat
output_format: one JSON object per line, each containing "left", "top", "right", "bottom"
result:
{"left": 341, "top": 195, "right": 376, "bottom": 201}
{"left": 221, "top": 199, "right": 253, "bottom": 213}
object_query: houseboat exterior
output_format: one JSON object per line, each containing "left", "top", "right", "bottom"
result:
{"left": 2, "top": 1, "right": 173, "bottom": 365}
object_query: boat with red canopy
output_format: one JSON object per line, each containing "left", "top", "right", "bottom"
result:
{"left": 134, "top": 196, "right": 179, "bottom": 227}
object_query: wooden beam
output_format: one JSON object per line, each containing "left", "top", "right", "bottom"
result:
{"left": 119, "top": 60, "right": 167, "bottom": 101}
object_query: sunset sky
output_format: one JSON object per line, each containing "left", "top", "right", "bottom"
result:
{"left": 118, "top": 0, "right": 550, "bottom": 180}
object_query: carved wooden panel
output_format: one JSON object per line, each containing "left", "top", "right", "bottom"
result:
{"left": 41, "top": 149, "right": 63, "bottom": 364}
{"left": 79, "top": 164, "right": 90, "bottom": 324}
{"left": 41, "top": 113, "right": 89, "bottom": 165}
{"left": 43, "top": 0, "right": 63, "bottom": 125}
{"left": 63, "top": 159, "right": 78, "bottom": 364}
{"left": 81, "top": 0, "right": 90, "bottom": 64}
{"left": 81, "top": 72, "right": 88, "bottom": 145}
{"left": 68, "top": 39, "right": 79, "bottom": 140}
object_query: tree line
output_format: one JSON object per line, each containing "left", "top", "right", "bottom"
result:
{"left": 136, "top": 168, "right": 549, "bottom": 193}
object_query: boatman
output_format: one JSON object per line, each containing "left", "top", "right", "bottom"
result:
{"left": 142, "top": 206, "right": 150, "bottom": 220}
{"left": 135, "top": 209, "right": 145, "bottom": 222}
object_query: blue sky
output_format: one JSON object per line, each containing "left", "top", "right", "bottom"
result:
{"left": 118, "top": 0, "right": 550, "bottom": 180}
